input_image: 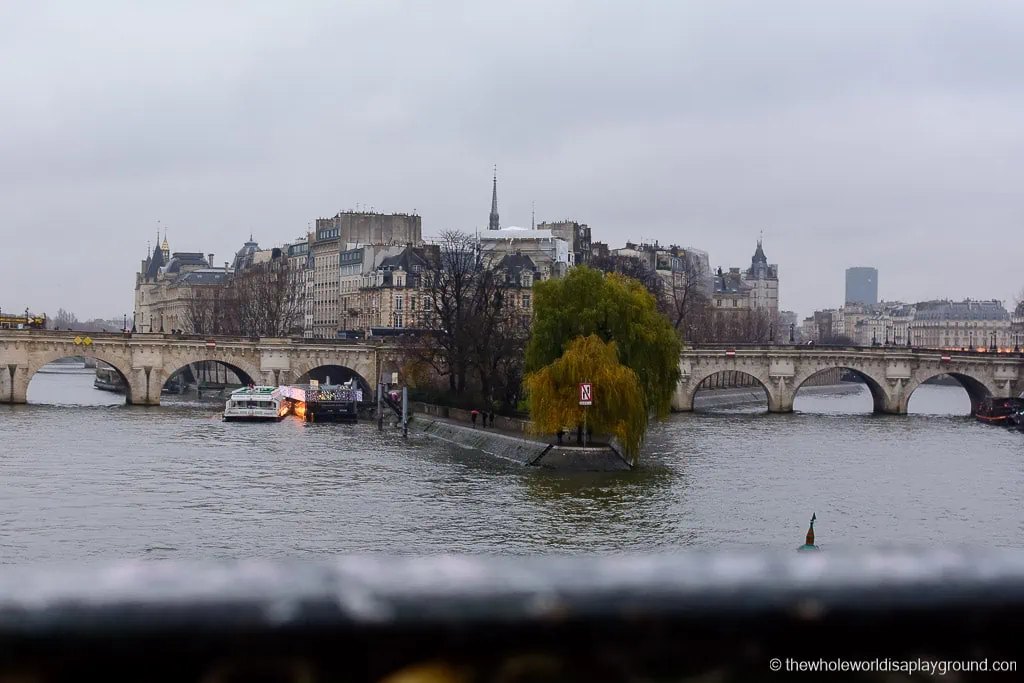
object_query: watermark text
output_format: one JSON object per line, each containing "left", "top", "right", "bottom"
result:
{"left": 769, "top": 657, "right": 1016, "bottom": 675}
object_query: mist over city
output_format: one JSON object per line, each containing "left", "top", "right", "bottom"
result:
{"left": 3, "top": 1, "right": 1024, "bottom": 321}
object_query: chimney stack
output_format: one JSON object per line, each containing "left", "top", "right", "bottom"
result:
{"left": 208, "top": 253, "right": 214, "bottom": 267}
{"left": 225, "top": 262, "right": 229, "bottom": 271}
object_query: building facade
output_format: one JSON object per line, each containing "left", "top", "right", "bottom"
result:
{"left": 712, "top": 267, "right": 752, "bottom": 313}
{"left": 477, "top": 227, "right": 570, "bottom": 279}
{"left": 536, "top": 220, "right": 592, "bottom": 266}
{"left": 355, "top": 246, "right": 435, "bottom": 335}
{"left": 308, "top": 211, "right": 423, "bottom": 339}
{"left": 742, "top": 239, "right": 779, "bottom": 314}
{"left": 338, "top": 244, "right": 412, "bottom": 335}
{"left": 308, "top": 225, "right": 341, "bottom": 339}
{"left": 133, "top": 234, "right": 230, "bottom": 334}
{"left": 314, "top": 211, "right": 422, "bottom": 247}
{"left": 909, "top": 299, "right": 1011, "bottom": 350}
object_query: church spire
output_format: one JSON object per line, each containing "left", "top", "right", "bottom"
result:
{"left": 488, "top": 166, "right": 500, "bottom": 231}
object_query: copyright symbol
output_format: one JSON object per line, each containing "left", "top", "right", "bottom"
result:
{"left": 770, "top": 658, "right": 782, "bottom": 672}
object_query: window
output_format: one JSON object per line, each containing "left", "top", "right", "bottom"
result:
{"left": 522, "top": 294, "right": 531, "bottom": 308}
{"left": 732, "top": 299, "right": 738, "bottom": 307}
{"left": 396, "top": 296, "right": 404, "bottom": 311}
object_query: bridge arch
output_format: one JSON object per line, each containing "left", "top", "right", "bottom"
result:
{"left": 791, "top": 365, "right": 891, "bottom": 413}
{"left": 292, "top": 361, "right": 374, "bottom": 398}
{"left": 22, "top": 348, "right": 136, "bottom": 405}
{"left": 902, "top": 369, "right": 997, "bottom": 415}
{"left": 681, "top": 366, "right": 780, "bottom": 413}
{"left": 150, "top": 355, "right": 263, "bottom": 405}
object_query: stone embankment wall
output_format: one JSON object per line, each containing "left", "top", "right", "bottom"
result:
{"left": 408, "top": 403, "right": 633, "bottom": 471}
{"left": 411, "top": 402, "right": 531, "bottom": 433}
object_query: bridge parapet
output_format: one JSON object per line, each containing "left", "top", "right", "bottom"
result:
{"left": 0, "top": 330, "right": 405, "bottom": 406}
{"left": 674, "top": 345, "right": 1024, "bottom": 415}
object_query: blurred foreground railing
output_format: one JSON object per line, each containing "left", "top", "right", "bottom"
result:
{"left": 0, "top": 551, "right": 1021, "bottom": 681}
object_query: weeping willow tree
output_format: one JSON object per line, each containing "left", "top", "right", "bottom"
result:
{"left": 526, "top": 266, "right": 681, "bottom": 418}
{"left": 525, "top": 334, "right": 647, "bottom": 461}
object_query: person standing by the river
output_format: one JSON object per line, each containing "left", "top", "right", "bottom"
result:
{"left": 471, "top": 409, "right": 478, "bottom": 427}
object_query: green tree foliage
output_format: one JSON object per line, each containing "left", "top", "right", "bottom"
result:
{"left": 525, "top": 335, "right": 647, "bottom": 461}
{"left": 525, "top": 266, "right": 682, "bottom": 416}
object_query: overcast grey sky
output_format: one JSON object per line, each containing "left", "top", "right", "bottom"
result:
{"left": 2, "top": 0, "right": 1023, "bottom": 321}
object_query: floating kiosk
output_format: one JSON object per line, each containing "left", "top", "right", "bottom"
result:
{"left": 279, "top": 382, "right": 362, "bottom": 423}
{"left": 796, "top": 513, "right": 820, "bottom": 552}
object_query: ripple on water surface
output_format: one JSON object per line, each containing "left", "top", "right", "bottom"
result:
{"left": 1, "top": 373, "right": 1020, "bottom": 561}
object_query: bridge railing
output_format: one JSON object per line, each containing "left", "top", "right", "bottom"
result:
{"left": 0, "top": 329, "right": 396, "bottom": 346}
{"left": 0, "top": 551, "right": 1019, "bottom": 681}
{"left": 687, "top": 342, "right": 1021, "bottom": 357}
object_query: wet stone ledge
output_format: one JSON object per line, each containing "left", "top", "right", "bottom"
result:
{"left": 408, "top": 411, "right": 633, "bottom": 471}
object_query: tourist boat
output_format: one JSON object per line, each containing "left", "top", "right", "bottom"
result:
{"left": 974, "top": 397, "right": 1024, "bottom": 425}
{"left": 223, "top": 386, "right": 288, "bottom": 422}
{"left": 93, "top": 366, "right": 125, "bottom": 393}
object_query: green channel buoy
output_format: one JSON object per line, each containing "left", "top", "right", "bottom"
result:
{"left": 797, "top": 513, "right": 820, "bottom": 552}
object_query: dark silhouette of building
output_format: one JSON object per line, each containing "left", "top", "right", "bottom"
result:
{"left": 845, "top": 267, "right": 878, "bottom": 305}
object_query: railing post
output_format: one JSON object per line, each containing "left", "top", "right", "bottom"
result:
{"left": 377, "top": 383, "right": 383, "bottom": 431}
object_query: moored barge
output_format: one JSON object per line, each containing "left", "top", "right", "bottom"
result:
{"left": 974, "top": 396, "right": 1024, "bottom": 425}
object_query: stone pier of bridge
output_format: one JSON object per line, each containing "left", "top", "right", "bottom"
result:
{"left": 671, "top": 346, "right": 1023, "bottom": 415}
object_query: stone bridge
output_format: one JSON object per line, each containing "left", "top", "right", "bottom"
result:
{"left": 673, "top": 345, "right": 1024, "bottom": 414}
{"left": 0, "top": 331, "right": 408, "bottom": 405}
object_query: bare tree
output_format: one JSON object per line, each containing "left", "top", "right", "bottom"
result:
{"left": 54, "top": 308, "right": 78, "bottom": 329}
{"left": 414, "top": 230, "right": 532, "bottom": 405}
{"left": 181, "top": 257, "right": 304, "bottom": 337}
{"left": 820, "top": 332, "right": 856, "bottom": 346}
{"left": 590, "top": 254, "right": 664, "bottom": 301}
{"left": 661, "top": 258, "right": 711, "bottom": 343}
{"left": 226, "top": 258, "right": 305, "bottom": 337}
{"left": 466, "top": 258, "right": 532, "bottom": 406}
{"left": 696, "top": 306, "right": 777, "bottom": 344}
{"left": 419, "top": 230, "right": 485, "bottom": 396}
{"left": 183, "top": 287, "right": 221, "bottom": 335}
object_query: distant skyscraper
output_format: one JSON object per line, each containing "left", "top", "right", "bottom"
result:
{"left": 845, "top": 267, "right": 878, "bottom": 305}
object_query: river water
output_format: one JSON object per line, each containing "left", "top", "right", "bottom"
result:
{"left": 1, "top": 365, "right": 1020, "bottom": 562}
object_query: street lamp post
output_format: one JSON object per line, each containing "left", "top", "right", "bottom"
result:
{"left": 789, "top": 323, "right": 795, "bottom": 344}
{"left": 123, "top": 313, "right": 127, "bottom": 333}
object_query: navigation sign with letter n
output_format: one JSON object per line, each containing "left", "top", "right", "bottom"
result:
{"left": 579, "top": 382, "right": 593, "bottom": 406}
